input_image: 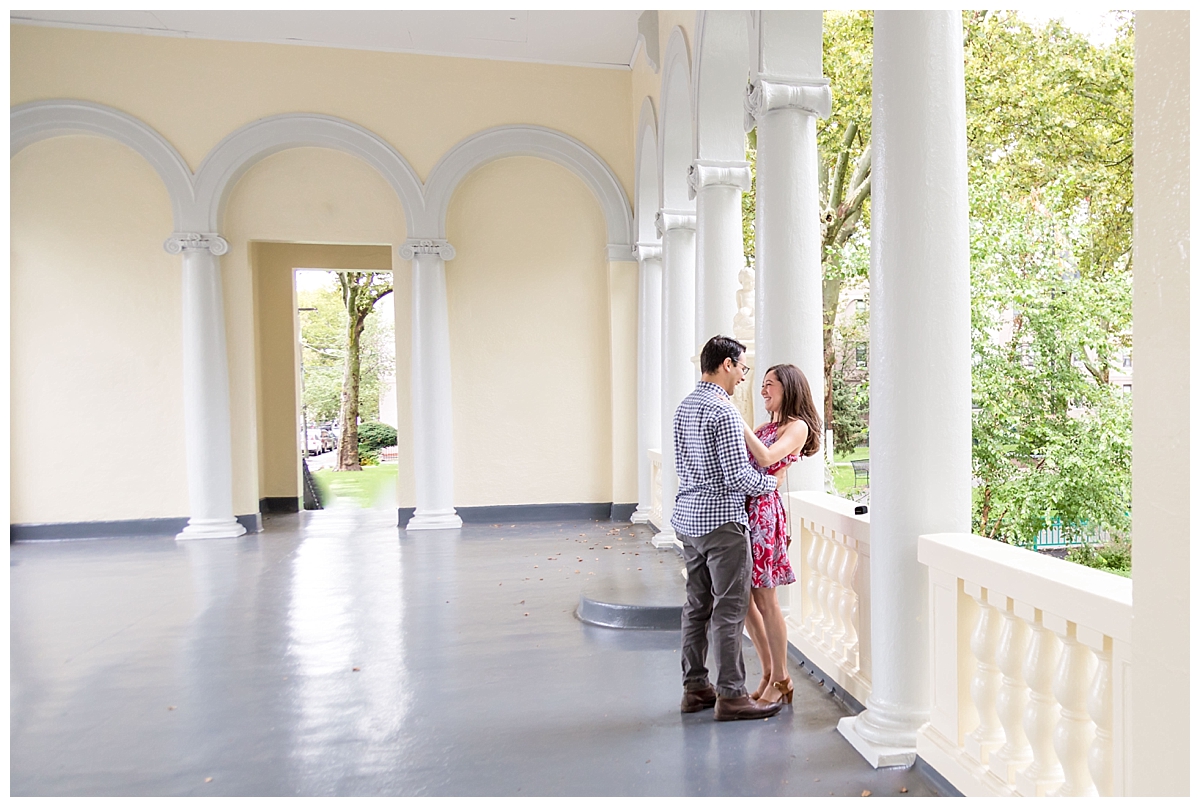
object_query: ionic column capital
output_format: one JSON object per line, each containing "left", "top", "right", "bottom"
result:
{"left": 745, "top": 76, "right": 832, "bottom": 129}
{"left": 399, "top": 238, "right": 456, "bottom": 261}
{"left": 654, "top": 209, "right": 697, "bottom": 238}
{"left": 688, "top": 160, "right": 752, "bottom": 200}
{"left": 633, "top": 241, "right": 663, "bottom": 262}
{"left": 164, "top": 232, "right": 229, "bottom": 256}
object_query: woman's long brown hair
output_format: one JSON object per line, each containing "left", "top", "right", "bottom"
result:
{"left": 766, "top": 364, "right": 822, "bottom": 457}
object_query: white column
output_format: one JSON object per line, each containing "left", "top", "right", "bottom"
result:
{"left": 690, "top": 160, "right": 751, "bottom": 346}
{"left": 837, "top": 11, "right": 971, "bottom": 766}
{"left": 632, "top": 242, "right": 663, "bottom": 524}
{"left": 401, "top": 239, "right": 462, "bottom": 531}
{"left": 656, "top": 210, "right": 697, "bottom": 545}
{"left": 746, "top": 76, "right": 829, "bottom": 491}
{"left": 164, "top": 232, "right": 246, "bottom": 540}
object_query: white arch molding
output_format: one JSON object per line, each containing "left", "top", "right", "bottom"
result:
{"left": 423, "top": 125, "right": 634, "bottom": 260}
{"left": 12, "top": 100, "right": 636, "bottom": 533}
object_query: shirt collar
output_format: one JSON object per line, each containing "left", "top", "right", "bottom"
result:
{"left": 697, "top": 380, "right": 730, "bottom": 400}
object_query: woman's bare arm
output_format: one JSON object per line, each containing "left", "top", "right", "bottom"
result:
{"left": 744, "top": 420, "right": 810, "bottom": 467}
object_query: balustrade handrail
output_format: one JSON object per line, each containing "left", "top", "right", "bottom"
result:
{"left": 919, "top": 532, "right": 1131, "bottom": 641}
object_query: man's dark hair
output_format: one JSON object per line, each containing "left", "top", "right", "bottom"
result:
{"left": 700, "top": 335, "right": 746, "bottom": 375}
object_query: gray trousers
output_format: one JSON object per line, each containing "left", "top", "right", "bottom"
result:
{"left": 679, "top": 521, "right": 752, "bottom": 699}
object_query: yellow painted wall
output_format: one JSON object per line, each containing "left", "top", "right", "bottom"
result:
{"left": 252, "top": 242, "right": 393, "bottom": 503}
{"left": 11, "top": 24, "right": 635, "bottom": 197}
{"left": 11, "top": 136, "right": 188, "bottom": 523}
{"left": 446, "top": 157, "right": 614, "bottom": 505}
{"left": 12, "top": 24, "right": 641, "bottom": 519}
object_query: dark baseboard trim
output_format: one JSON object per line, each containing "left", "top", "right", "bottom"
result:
{"left": 785, "top": 641, "right": 865, "bottom": 715}
{"left": 914, "top": 755, "right": 964, "bottom": 797}
{"left": 259, "top": 497, "right": 299, "bottom": 514}
{"left": 456, "top": 502, "right": 614, "bottom": 524}
{"left": 12, "top": 513, "right": 262, "bottom": 542}
{"left": 397, "top": 507, "right": 415, "bottom": 526}
{"left": 609, "top": 503, "right": 637, "bottom": 522}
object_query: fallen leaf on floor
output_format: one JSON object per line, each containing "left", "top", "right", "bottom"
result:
{"left": 205, "top": 777, "right": 213, "bottom": 783}
{"left": 524, "top": 613, "right": 529, "bottom": 616}
{"left": 519, "top": 600, "right": 525, "bottom": 604}
{"left": 862, "top": 790, "right": 871, "bottom": 797}
{"left": 167, "top": 706, "right": 176, "bottom": 711}
{"left": 574, "top": 570, "right": 580, "bottom": 574}
{"left": 899, "top": 788, "right": 908, "bottom": 793}
{"left": 352, "top": 667, "right": 361, "bottom": 672}
{"left": 604, "top": 546, "right": 611, "bottom": 549}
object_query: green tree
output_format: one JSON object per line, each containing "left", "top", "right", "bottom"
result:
{"left": 297, "top": 272, "right": 394, "bottom": 468}
{"left": 335, "top": 272, "right": 393, "bottom": 471}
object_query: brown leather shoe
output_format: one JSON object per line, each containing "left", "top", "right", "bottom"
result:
{"left": 714, "top": 695, "right": 784, "bottom": 721}
{"left": 680, "top": 684, "right": 718, "bottom": 713}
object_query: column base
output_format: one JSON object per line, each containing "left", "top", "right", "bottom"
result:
{"left": 631, "top": 505, "right": 653, "bottom": 524}
{"left": 837, "top": 714, "right": 917, "bottom": 769}
{"left": 652, "top": 527, "right": 681, "bottom": 550}
{"left": 406, "top": 509, "right": 463, "bottom": 531}
{"left": 176, "top": 518, "right": 247, "bottom": 540}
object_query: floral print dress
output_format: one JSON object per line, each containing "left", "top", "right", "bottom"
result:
{"left": 747, "top": 421, "right": 798, "bottom": 589}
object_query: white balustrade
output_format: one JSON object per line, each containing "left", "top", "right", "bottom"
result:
{"left": 783, "top": 491, "right": 872, "bottom": 708}
{"left": 917, "top": 533, "right": 1132, "bottom": 797}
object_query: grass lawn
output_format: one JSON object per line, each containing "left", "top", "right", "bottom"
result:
{"left": 829, "top": 445, "right": 870, "bottom": 498}
{"left": 312, "top": 464, "right": 398, "bottom": 509}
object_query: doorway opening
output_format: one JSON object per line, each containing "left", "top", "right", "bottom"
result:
{"left": 296, "top": 267, "right": 397, "bottom": 510}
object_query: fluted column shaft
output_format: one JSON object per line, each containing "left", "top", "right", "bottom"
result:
{"left": 747, "top": 77, "right": 829, "bottom": 491}
{"left": 657, "top": 211, "right": 697, "bottom": 540}
{"left": 691, "top": 161, "right": 751, "bottom": 347}
{"left": 166, "top": 233, "right": 246, "bottom": 540}
{"left": 851, "top": 11, "right": 971, "bottom": 754}
{"left": 403, "top": 239, "right": 462, "bottom": 531}
{"left": 633, "top": 242, "right": 664, "bottom": 524}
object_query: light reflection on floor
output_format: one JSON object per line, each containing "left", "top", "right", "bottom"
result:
{"left": 10, "top": 511, "right": 941, "bottom": 797}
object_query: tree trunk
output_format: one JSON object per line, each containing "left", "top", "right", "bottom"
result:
{"left": 822, "top": 275, "right": 843, "bottom": 429}
{"left": 338, "top": 309, "right": 367, "bottom": 471}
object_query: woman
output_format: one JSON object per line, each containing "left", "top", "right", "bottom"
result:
{"left": 742, "top": 364, "right": 823, "bottom": 705}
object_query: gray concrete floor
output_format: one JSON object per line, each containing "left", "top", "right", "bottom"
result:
{"left": 11, "top": 508, "right": 939, "bottom": 796}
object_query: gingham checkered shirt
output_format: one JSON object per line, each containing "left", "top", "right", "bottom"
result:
{"left": 670, "top": 381, "right": 776, "bottom": 537}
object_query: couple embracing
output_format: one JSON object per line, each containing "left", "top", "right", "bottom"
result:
{"left": 673, "top": 335, "right": 822, "bottom": 721}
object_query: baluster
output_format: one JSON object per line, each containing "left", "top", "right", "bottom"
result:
{"left": 804, "top": 528, "right": 826, "bottom": 634}
{"left": 833, "top": 541, "right": 858, "bottom": 661}
{"left": 820, "top": 540, "right": 844, "bottom": 649}
{"left": 1015, "top": 612, "right": 1064, "bottom": 796}
{"left": 964, "top": 585, "right": 1004, "bottom": 764}
{"left": 1086, "top": 637, "right": 1113, "bottom": 796}
{"left": 841, "top": 546, "right": 860, "bottom": 669}
{"left": 1051, "top": 623, "right": 1098, "bottom": 797}
{"left": 989, "top": 599, "right": 1032, "bottom": 784}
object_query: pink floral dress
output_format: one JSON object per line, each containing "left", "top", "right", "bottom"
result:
{"left": 747, "top": 421, "right": 798, "bottom": 589}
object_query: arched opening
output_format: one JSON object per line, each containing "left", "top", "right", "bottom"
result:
{"left": 443, "top": 156, "right": 614, "bottom": 508}
{"left": 10, "top": 134, "right": 188, "bottom": 526}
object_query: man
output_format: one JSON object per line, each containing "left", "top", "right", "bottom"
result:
{"left": 673, "top": 335, "right": 783, "bottom": 721}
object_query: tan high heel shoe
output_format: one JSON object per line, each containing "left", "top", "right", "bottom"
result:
{"left": 758, "top": 677, "right": 794, "bottom": 706}
{"left": 749, "top": 674, "right": 771, "bottom": 701}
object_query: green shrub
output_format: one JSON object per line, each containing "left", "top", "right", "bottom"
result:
{"left": 1066, "top": 537, "right": 1132, "bottom": 577}
{"left": 358, "top": 448, "right": 380, "bottom": 466}
{"left": 357, "top": 422, "right": 397, "bottom": 452}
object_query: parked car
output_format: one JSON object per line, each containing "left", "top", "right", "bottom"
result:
{"left": 303, "top": 429, "right": 324, "bottom": 456}
{"left": 319, "top": 428, "right": 337, "bottom": 452}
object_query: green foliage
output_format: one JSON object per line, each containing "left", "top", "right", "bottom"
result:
{"left": 357, "top": 421, "right": 397, "bottom": 451}
{"left": 970, "top": 170, "right": 1132, "bottom": 547}
{"left": 297, "top": 272, "right": 395, "bottom": 425}
{"left": 831, "top": 374, "right": 869, "bottom": 454}
{"left": 1066, "top": 538, "right": 1132, "bottom": 577}
{"left": 358, "top": 448, "right": 380, "bottom": 466}
{"left": 965, "top": 15, "right": 1134, "bottom": 551}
